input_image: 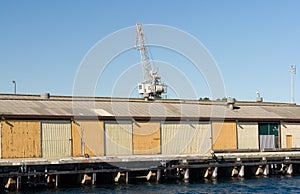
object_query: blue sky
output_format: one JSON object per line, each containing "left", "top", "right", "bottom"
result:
{"left": 0, "top": 0, "right": 299, "bottom": 103}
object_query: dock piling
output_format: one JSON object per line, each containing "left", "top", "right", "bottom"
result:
{"left": 263, "top": 165, "right": 269, "bottom": 176}
{"left": 238, "top": 166, "right": 244, "bottom": 177}
{"left": 287, "top": 164, "right": 293, "bottom": 175}
{"left": 212, "top": 167, "right": 218, "bottom": 179}
{"left": 183, "top": 169, "right": 189, "bottom": 182}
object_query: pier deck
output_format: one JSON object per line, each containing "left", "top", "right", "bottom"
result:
{"left": 1, "top": 151, "right": 300, "bottom": 191}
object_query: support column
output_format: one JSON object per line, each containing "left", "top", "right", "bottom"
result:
{"left": 255, "top": 166, "right": 263, "bottom": 176}
{"left": 238, "top": 166, "right": 244, "bottom": 177}
{"left": 263, "top": 165, "right": 269, "bottom": 176}
{"left": 125, "top": 172, "right": 129, "bottom": 184}
{"left": 16, "top": 176, "right": 21, "bottom": 191}
{"left": 204, "top": 167, "right": 212, "bottom": 178}
{"left": 280, "top": 164, "right": 287, "bottom": 174}
{"left": 183, "top": 169, "right": 189, "bottom": 182}
{"left": 81, "top": 174, "right": 92, "bottom": 185}
{"left": 156, "top": 170, "right": 161, "bottom": 182}
{"left": 114, "top": 172, "right": 121, "bottom": 183}
{"left": 231, "top": 167, "right": 239, "bottom": 177}
{"left": 55, "top": 175, "right": 59, "bottom": 188}
{"left": 287, "top": 164, "right": 293, "bottom": 175}
{"left": 5, "top": 178, "right": 16, "bottom": 190}
{"left": 212, "top": 167, "right": 218, "bottom": 179}
{"left": 92, "top": 173, "right": 96, "bottom": 185}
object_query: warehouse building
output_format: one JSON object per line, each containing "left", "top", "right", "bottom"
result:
{"left": 0, "top": 93, "right": 300, "bottom": 159}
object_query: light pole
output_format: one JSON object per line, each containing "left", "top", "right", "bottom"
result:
{"left": 289, "top": 66, "right": 296, "bottom": 103}
{"left": 12, "top": 80, "right": 16, "bottom": 94}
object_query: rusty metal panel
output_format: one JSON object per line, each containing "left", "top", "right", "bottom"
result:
{"left": 237, "top": 122, "right": 259, "bottom": 149}
{"left": 105, "top": 122, "right": 132, "bottom": 156}
{"left": 133, "top": 121, "right": 160, "bottom": 155}
{"left": 281, "top": 123, "right": 300, "bottom": 148}
{"left": 212, "top": 121, "right": 237, "bottom": 150}
{"left": 72, "top": 120, "right": 104, "bottom": 157}
{"left": 42, "top": 121, "right": 72, "bottom": 158}
{"left": 161, "top": 122, "right": 211, "bottom": 155}
{"left": 1, "top": 120, "right": 41, "bottom": 158}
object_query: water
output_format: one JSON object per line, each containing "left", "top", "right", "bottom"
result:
{"left": 8, "top": 176, "right": 300, "bottom": 193}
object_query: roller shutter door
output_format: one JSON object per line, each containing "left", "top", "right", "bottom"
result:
{"left": 42, "top": 121, "right": 72, "bottom": 158}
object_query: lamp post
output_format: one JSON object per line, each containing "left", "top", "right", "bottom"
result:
{"left": 12, "top": 80, "right": 16, "bottom": 94}
{"left": 289, "top": 66, "right": 296, "bottom": 103}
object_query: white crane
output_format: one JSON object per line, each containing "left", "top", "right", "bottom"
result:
{"left": 134, "top": 23, "right": 167, "bottom": 100}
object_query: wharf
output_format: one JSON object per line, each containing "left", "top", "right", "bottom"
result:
{"left": 1, "top": 151, "right": 300, "bottom": 191}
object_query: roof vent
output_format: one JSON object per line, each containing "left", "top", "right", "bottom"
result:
{"left": 227, "top": 98, "right": 236, "bottom": 110}
{"left": 40, "top": 93, "right": 50, "bottom": 100}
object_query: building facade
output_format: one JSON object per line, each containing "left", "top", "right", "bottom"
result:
{"left": 0, "top": 94, "right": 300, "bottom": 159}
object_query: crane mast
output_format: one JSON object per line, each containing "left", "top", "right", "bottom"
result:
{"left": 134, "top": 23, "right": 167, "bottom": 100}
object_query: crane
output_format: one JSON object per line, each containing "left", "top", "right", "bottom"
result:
{"left": 134, "top": 23, "right": 167, "bottom": 100}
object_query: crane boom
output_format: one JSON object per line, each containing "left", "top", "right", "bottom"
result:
{"left": 134, "top": 23, "right": 167, "bottom": 100}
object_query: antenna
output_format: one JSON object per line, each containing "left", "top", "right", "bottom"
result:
{"left": 289, "top": 65, "right": 296, "bottom": 103}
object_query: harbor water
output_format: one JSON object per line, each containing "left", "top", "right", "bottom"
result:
{"left": 12, "top": 175, "right": 300, "bottom": 193}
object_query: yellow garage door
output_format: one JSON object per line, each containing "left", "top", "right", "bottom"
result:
{"left": 72, "top": 120, "right": 104, "bottom": 157}
{"left": 133, "top": 121, "right": 161, "bottom": 155}
{"left": 212, "top": 121, "right": 237, "bottom": 150}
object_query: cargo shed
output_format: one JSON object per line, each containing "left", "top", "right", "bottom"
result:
{"left": 1, "top": 93, "right": 300, "bottom": 159}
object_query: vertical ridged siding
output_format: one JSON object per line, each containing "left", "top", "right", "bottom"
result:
{"left": 237, "top": 122, "right": 259, "bottom": 149}
{"left": 42, "top": 121, "right": 72, "bottom": 158}
{"left": 161, "top": 122, "right": 211, "bottom": 155}
{"left": 105, "top": 122, "right": 132, "bottom": 156}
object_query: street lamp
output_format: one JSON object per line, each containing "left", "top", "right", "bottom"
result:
{"left": 12, "top": 80, "right": 16, "bottom": 94}
{"left": 289, "top": 65, "right": 296, "bottom": 103}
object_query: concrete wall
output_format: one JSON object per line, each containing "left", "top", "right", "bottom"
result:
{"left": 1, "top": 120, "right": 41, "bottom": 158}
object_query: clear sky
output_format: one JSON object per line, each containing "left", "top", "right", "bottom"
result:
{"left": 0, "top": 0, "right": 299, "bottom": 103}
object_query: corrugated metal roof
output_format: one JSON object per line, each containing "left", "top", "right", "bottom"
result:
{"left": 0, "top": 94, "right": 299, "bottom": 121}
